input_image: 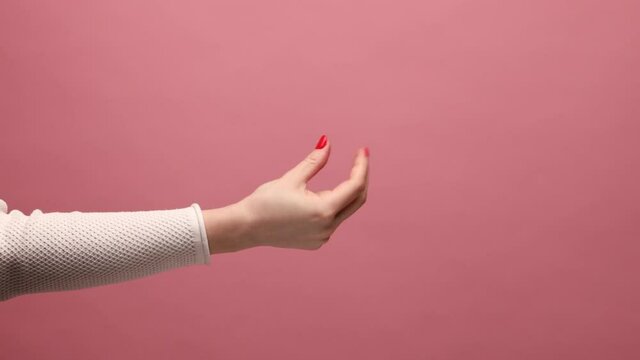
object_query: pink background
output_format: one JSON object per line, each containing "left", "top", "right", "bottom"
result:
{"left": 1, "top": 0, "right": 639, "bottom": 359}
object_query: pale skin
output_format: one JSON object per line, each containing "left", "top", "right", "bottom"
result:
{"left": 202, "top": 136, "right": 370, "bottom": 254}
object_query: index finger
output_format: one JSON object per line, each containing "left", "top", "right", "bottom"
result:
{"left": 323, "top": 148, "right": 369, "bottom": 213}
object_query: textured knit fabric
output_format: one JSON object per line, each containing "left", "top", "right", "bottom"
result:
{"left": 0, "top": 198, "right": 210, "bottom": 302}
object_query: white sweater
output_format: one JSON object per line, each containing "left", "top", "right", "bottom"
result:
{"left": 0, "top": 198, "right": 211, "bottom": 302}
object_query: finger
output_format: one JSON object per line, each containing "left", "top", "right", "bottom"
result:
{"left": 324, "top": 147, "right": 368, "bottom": 213}
{"left": 332, "top": 185, "right": 367, "bottom": 228}
{"left": 332, "top": 153, "right": 369, "bottom": 227}
{"left": 281, "top": 135, "right": 331, "bottom": 187}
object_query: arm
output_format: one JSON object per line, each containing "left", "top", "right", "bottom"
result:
{"left": 0, "top": 201, "right": 212, "bottom": 301}
{"left": 1, "top": 135, "right": 369, "bottom": 302}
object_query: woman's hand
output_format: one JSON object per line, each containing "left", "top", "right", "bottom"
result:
{"left": 203, "top": 135, "right": 369, "bottom": 253}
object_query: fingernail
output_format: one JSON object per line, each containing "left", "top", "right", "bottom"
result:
{"left": 315, "top": 134, "right": 328, "bottom": 149}
{"left": 364, "top": 147, "right": 369, "bottom": 157}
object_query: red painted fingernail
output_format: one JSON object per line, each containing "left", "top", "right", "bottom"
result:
{"left": 364, "top": 147, "right": 369, "bottom": 157}
{"left": 315, "top": 134, "right": 328, "bottom": 149}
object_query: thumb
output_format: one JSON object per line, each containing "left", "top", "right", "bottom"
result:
{"left": 282, "top": 134, "right": 331, "bottom": 187}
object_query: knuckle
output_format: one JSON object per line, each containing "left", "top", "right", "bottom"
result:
{"left": 321, "top": 219, "right": 335, "bottom": 233}
{"left": 323, "top": 209, "right": 336, "bottom": 221}
{"left": 321, "top": 226, "right": 335, "bottom": 240}
{"left": 316, "top": 205, "right": 335, "bottom": 221}
{"left": 306, "top": 155, "right": 321, "bottom": 165}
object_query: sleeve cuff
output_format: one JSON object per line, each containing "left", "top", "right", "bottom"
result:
{"left": 190, "top": 203, "right": 211, "bottom": 266}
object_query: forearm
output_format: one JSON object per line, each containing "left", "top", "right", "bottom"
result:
{"left": 0, "top": 203, "right": 210, "bottom": 301}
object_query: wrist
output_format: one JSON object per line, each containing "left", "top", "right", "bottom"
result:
{"left": 202, "top": 201, "right": 256, "bottom": 254}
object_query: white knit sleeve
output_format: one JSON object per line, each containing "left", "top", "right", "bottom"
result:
{"left": 0, "top": 199, "right": 211, "bottom": 302}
